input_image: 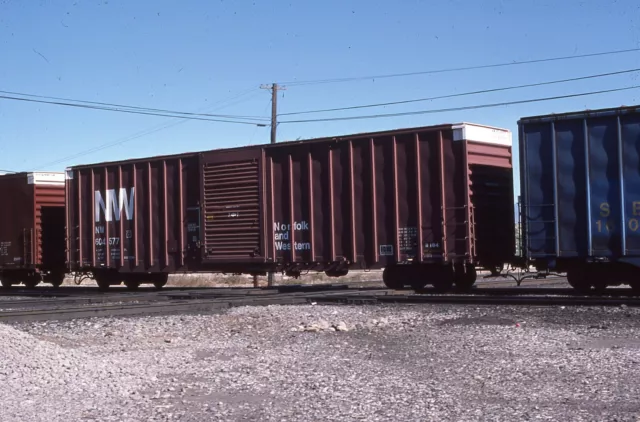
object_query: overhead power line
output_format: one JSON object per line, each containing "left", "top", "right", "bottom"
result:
{"left": 279, "top": 85, "right": 640, "bottom": 124}
{"left": 0, "top": 94, "right": 269, "bottom": 125}
{"left": 280, "top": 47, "right": 640, "bottom": 86}
{"left": 0, "top": 89, "right": 270, "bottom": 121}
{"left": 280, "top": 68, "right": 640, "bottom": 116}
{"left": 31, "top": 88, "right": 266, "bottom": 170}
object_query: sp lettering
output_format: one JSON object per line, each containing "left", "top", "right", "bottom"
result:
{"left": 95, "top": 188, "right": 135, "bottom": 223}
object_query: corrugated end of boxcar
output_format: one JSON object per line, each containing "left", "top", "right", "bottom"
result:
{"left": 460, "top": 124, "right": 515, "bottom": 274}
{"left": 0, "top": 172, "right": 66, "bottom": 288}
{"left": 33, "top": 172, "right": 67, "bottom": 283}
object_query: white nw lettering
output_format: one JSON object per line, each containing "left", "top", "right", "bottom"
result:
{"left": 95, "top": 188, "right": 135, "bottom": 222}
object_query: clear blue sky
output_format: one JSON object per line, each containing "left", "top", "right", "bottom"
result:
{"left": 1, "top": 0, "right": 640, "bottom": 198}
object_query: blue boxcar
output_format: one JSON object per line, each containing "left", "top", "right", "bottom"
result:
{"left": 518, "top": 104, "right": 640, "bottom": 292}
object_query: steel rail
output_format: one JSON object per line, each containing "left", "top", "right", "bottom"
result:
{"left": 0, "top": 289, "right": 378, "bottom": 323}
{"left": 312, "top": 293, "right": 640, "bottom": 307}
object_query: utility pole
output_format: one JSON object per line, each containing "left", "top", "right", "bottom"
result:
{"left": 260, "top": 83, "right": 285, "bottom": 144}
{"left": 260, "top": 83, "right": 286, "bottom": 287}
{"left": 270, "top": 83, "right": 278, "bottom": 144}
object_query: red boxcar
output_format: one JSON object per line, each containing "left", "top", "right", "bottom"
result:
{"left": 65, "top": 123, "right": 514, "bottom": 290}
{"left": 0, "top": 172, "right": 66, "bottom": 288}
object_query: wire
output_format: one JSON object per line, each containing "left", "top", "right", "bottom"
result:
{"left": 0, "top": 89, "right": 270, "bottom": 121}
{"left": 0, "top": 94, "right": 268, "bottom": 125}
{"left": 280, "top": 47, "right": 640, "bottom": 86}
{"left": 279, "top": 85, "right": 640, "bottom": 124}
{"left": 280, "top": 68, "right": 640, "bottom": 116}
{"left": 31, "top": 88, "right": 266, "bottom": 169}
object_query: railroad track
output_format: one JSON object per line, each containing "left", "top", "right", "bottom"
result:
{"left": 311, "top": 292, "right": 640, "bottom": 307}
{"left": 2, "top": 283, "right": 640, "bottom": 323}
{"left": 0, "top": 285, "right": 381, "bottom": 323}
{"left": 0, "top": 276, "right": 568, "bottom": 313}
{"left": 0, "top": 272, "right": 568, "bottom": 298}
{"left": 8, "top": 275, "right": 636, "bottom": 324}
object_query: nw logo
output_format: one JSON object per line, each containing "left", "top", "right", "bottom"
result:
{"left": 95, "top": 188, "right": 135, "bottom": 222}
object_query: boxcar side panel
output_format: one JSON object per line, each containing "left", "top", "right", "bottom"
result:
{"left": 553, "top": 119, "right": 588, "bottom": 257}
{"left": 66, "top": 154, "right": 200, "bottom": 273}
{"left": 442, "top": 134, "right": 469, "bottom": 262}
{"left": 267, "top": 142, "right": 331, "bottom": 265}
{"left": 621, "top": 113, "right": 640, "bottom": 255}
{"left": 265, "top": 126, "right": 483, "bottom": 270}
{"left": 0, "top": 175, "right": 35, "bottom": 268}
{"left": 332, "top": 140, "right": 352, "bottom": 262}
{"left": 394, "top": 133, "right": 420, "bottom": 261}
{"left": 371, "top": 135, "right": 397, "bottom": 264}
{"left": 520, "top": 122, "right": 557, "bottom": 260}
{"left": 291, "top": 143, "right": 320, "bottom": 263}
{"left": 349, "top": 140, "right": 368, "bottom": 264}
{"left": 587, "top": 116, "right": 622, "bottom": 257}
{"left": 417, "top": 131, "right": 445, "bottom": 261}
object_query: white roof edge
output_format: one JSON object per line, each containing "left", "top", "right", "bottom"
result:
{"left": 27, "top": 172, "right": 66, "bottom": 185}
{"left": 452, "top": 123, "right": 512, "bottom": 146}
{"left": 452, "top": 122, "right": 511, "bottom": 132}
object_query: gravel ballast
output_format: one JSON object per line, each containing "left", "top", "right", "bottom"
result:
{"left": 2, "top": 303, "right": 640, "bottom": 421}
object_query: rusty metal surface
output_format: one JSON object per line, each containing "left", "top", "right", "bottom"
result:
{"left": 0, "top": 172, "right": 65, "bottom": 269}
{"left": 66, "top": 122, "right": 514, "bottom": 275}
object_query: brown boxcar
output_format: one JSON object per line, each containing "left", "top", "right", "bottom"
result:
{"left": 65, "top": 122, "right": 514, "bottom": 290}
{"left": 0, "top": 172, "right": 67, "bottom": 288}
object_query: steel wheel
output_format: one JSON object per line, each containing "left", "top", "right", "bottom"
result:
{"left": 453, "top": 264, "right": 477, "bottom": 292}
{"left": 566, "top": 267, "right": 593, "bottom": 294}
{"left": 432, "top": 277, "right": 454, "bottom": 293}
{"left": 124, "top": 281, "right": 140, "bottom": 291}
{"left": 431, "top": 266, "right": 454, "bottom": 293}
{"left": 50, "top": 272, "right": 65, "bottom": 288}
{"left": 152, "top": 273, "right": 169, "bottom": 290}
{"left": 96, "top": 280, "right": 111, "bottom": 291}
{"left": 382, "top": 266, "right": 404, "bottom": 289}
{"left": 153, "top": 280, "right": 167, "bottom": 290}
